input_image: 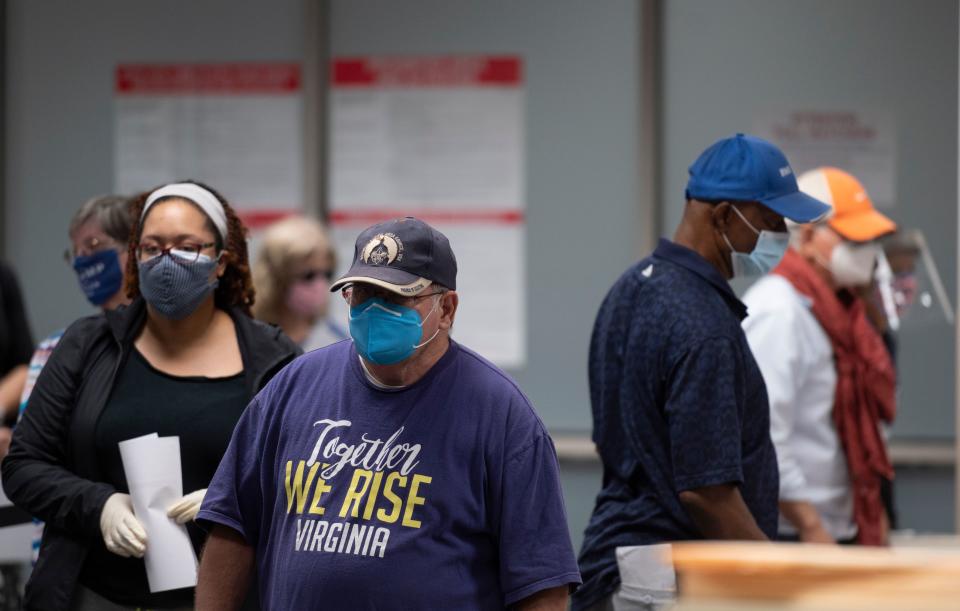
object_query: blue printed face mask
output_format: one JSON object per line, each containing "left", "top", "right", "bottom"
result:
{"left": 348, "top": 296, "right": 441, "bottom": 365}
{"left": 138, "top": 250, "right": 220, "bottom": 320}
{"left": 73, "top": 249, "right": 124, "bottom": 306}
{"left": 721, "top": 206, "right": 789, "bottom": 278}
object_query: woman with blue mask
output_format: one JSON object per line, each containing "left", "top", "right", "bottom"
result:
{"left": 4, "top": 181, "right": 301, "bottom": 610}
{"left": 67, "top": 195, "right": 136, "bottom": 311}
{"left": 10, "top": 194, "right": 136, "bottom": 567}
{"left": 20, "top": 194, "right": 135, "bottom": 419}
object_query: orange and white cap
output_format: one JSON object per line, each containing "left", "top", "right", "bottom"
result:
{"left": 796, "top": 167, "right": 897, "bottom": 242}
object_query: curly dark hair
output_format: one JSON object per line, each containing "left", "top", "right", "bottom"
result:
{"left": 124, "top": 180, "right": 255, "bottom": 315}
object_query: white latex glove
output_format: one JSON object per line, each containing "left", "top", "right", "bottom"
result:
{"left": 167, "top": 488, "right": 207, "bottom": 524}
{"left": 100, "top": 493, "right": 148, "bottom": 558}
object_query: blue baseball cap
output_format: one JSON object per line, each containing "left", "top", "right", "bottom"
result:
{"left": 685, "top": 133, "right": 830, "bottom": 223}
{"left": 331, "top": 217, "right": 457, "bottom": 296}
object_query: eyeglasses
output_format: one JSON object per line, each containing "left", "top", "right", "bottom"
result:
{"left": 63, "top": 236, "right": 120, "bottom": 263}
{"left": 341, "top": 284, "right": 443, "bottom": 308}
{"left": 297, "top": 268, "right": 335, "bottom": 283}
{"left": 136, "top": 240, "right": 218, "bottom": 264}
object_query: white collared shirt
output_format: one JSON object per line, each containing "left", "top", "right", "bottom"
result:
{"left": 742, "top": 274, "right": 856, "bottom": 540}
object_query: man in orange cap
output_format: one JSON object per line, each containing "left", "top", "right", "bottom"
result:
{"left": 742, "top": 167, "right": 897, "bottom": 546}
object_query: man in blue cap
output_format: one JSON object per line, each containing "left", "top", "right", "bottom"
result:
{"left": 573, "top": 134, "right": 830, "bottom": 611}
{"left": 196, "top": 217, "right": 581, "bottom": 610}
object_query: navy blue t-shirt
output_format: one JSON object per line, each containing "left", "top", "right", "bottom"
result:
{"left": 573, "top": 239, "right": 779, "bottom": 610}
{"left": 199, "top": 339, "right": 581, "bottom": 610}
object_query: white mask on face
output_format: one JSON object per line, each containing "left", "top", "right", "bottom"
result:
{"left": 829, "top": 241, "right": 880, "bottom": 288}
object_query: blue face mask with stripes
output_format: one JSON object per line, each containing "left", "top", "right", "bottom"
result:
{"left": 138, "top": 250, "right": 219, "bottom": 320}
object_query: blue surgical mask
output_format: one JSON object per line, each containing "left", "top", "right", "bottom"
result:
{"left": 73, "top": 249, "right": 124, "bottom": 306}
{"left": 722, "top": 206, "right": 789, "bottom": 278}
{"left": 138, "top": 250, "right": 219, "bottom": 320}
{"left": 348, "top": 297, "right": 440, "bottom": 365}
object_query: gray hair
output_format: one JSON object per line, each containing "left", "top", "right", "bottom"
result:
{"left": 68, "top": 195, "right": 135, "bottom": 244}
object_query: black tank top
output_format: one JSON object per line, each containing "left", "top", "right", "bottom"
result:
{"left": 82, "top": 349, "right": 246, "bottom": 607}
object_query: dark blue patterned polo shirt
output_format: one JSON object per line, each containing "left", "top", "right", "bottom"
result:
{"left": 573, "top": 239, "right": 779, "bottom": 610}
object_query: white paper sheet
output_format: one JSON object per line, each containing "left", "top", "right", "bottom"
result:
{"left": 118, "top": 433, "right": 198, "bottom": 593}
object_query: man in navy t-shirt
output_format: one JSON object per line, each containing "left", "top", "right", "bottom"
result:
{"left": 197, "top": 217, "right": 581, "bottom": 610}
{"left": 573, "top": 135, "right": 831, "bottom": 611}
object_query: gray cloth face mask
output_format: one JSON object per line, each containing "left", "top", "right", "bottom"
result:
{"left": 138, "top": 251, "right": 220, "bottom": 319}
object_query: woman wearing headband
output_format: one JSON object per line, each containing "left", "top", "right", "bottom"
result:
{"left": 3, "top": 180, "right": 301, "bottom": 610}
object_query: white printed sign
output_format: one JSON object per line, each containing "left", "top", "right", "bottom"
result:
{"left": 114, "top": 63, "right": 303, "bottom": 229}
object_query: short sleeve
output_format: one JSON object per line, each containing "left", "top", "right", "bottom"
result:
{"left": 665, "top": 336, "right": 744, "bottom": 492}
{"left": 197, "top": 396, "right": 266, "bottom": 545}
{"left": 495, "top": 431, "right": 581, "bottom": 607}
{"left": 18, "top": 333, "right": 63, "bottom": 411}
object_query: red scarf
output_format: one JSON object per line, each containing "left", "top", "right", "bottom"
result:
{"left": 773, "top": 249, "right": 896, "bottom": 545}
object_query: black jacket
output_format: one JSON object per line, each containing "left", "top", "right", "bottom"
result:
{"left": 1, "top": 299, "right": 301, "bottom": 610}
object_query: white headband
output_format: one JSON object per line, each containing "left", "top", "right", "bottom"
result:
{"left": 142, "top": 183, "right": 229, "bottom": 242}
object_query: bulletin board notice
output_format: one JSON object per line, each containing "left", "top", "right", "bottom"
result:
{"left": 114, "top": 63, "right": 304, "bottom": 229}
{"left": 329, "top": 55, "right": 527, "bottom": 368}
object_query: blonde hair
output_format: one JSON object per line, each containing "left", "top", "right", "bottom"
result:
{"left": 252, "top": 216, "right": 336, "bottom": 324}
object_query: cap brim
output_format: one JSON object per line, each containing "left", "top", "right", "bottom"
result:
{"left": 829, "top": 209, "right": 897, "bottom": 242}
{"left": 330, "top": 264, "right": 433, "bottom": 296}
{"left": 760, "top": 190, "right": 832, "bottom": 223}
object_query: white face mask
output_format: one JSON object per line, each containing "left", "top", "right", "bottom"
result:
{"left": 829, "top": 241, "right": 880, "bottom": 287}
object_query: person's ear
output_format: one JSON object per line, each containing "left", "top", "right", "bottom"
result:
{"left": 216, "top": 251, "right": 230, "bottom": 278}
{"left": 795, "top": 225, "right": 817, "bottom": 257}
{"left": 439, "top": 291, "right": 459, "bottom": 330}
{"left": 711, "top": 201, "right": 732, "bottom": 232}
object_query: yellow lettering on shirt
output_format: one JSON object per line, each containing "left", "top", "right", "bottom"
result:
{"left": 402, "top": 474, "right": 432, "bottom": 528}
{"left": 308, "top": 463, "right": 332, "bottom": 515}
{"left": 376, "top": 472, "right": 406, "bottom": 524}
{"left": 362, "top": 471, "right": 385, "bottom": 521}
{"left": 339, "top": 469, "right": 373, "bottom": 518}
{"left": 284, "top": 460, "right": 319, "bottom": 514}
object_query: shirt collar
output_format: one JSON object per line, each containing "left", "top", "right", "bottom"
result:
{"left": 653, "top": 238, "right": 748, "bottom": 320}
{"left": 357, "top": 355, "right": 408, "bottom": 389}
